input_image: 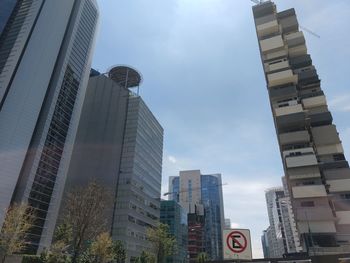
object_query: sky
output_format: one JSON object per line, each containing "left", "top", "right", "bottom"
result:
{"left": 92, "top": 0, "right": 350, "bottom": 258}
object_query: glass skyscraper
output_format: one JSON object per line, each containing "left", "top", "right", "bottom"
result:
{"left": 0, "top": 0, "right": 99, "bottom": 253}
{"left": 169, "top": 170, "right": 225, "bottom": 261}
{"left": 0, "top": 0, "right": 16, "bottom": 36}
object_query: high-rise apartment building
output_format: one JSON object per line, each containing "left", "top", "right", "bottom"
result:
{"left": 0, "top": 0, "right": 99, "bottom": 253}
{"left": 253, "top": 1, "right": 350, "bottom": 254}
{"left": 169, "top": 170, "right": 225, "bottom": 261}
{"left": 160, "top": 200, "right": 188, "bottom": 263}
{"left": 62, "top": 66, "right": 164, "bottom": 262}
{"left": 264, "top": 187, "right": 302, "bottom": 258}
{"left": 225, "top": 218, "right": 231, "bottom": 229}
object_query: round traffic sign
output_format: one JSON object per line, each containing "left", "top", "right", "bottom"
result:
{"left": 226, "top": 231, "right": 248, "bottom": 253}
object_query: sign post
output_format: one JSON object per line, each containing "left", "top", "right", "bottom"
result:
{"left": 223, "top": 229, "right": 252, "bottom": 261}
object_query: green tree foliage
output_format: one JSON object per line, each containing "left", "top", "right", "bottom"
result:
{"left": 134, "top": 251, "right": 155, "bottom": 263}
{"left": 196, "top": 252, "right": 209, "bottom": 263}
{"left": 146, "top": 223, "right": 177, "bottom": 263}
{"left": 0, "top": 203, "right": 35, "bottom": 263}
{"left": 112, "top": 240, "right": 126, "bottom": 263}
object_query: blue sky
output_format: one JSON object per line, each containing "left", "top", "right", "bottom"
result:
{"left": 92, "top": 0, "right": 350, "bottom": 258}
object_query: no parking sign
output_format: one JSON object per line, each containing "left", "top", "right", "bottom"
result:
{"left": 223, "top": 229, "right": 252, "bottom": 260}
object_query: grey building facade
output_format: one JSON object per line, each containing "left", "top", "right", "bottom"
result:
{"left": 63, "top": 67, "right": 164, "bottom": 262}
{"left": 0, "top": 0, "right": 99, "bottom": 253}
{"left": 264, "top": 187, "right": 302, "bottom": 258}
{"left": 253, "top": 1, "right": 350, "bottom": 254}
{"left": 0, "top": 0, "right": 16, "bottom": 36}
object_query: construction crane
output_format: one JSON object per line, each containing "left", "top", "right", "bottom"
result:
{"left": 249, "top": 0, "right": 320, "bottom": 38}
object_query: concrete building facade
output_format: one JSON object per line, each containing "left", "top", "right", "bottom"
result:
{"left": 0, "top": 0, "right": 99, "bottom": 253}
{"left": 253, "top": 1, "right": 350, "bottom": 254}
{"left": 62, "top": 67, "right": 164, "bottom": 262}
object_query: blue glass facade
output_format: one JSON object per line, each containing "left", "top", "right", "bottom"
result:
{"left": 160, "top": 200, "right": 188, "bottom": 263}
{"left": 170, "top": 176, "right": 180, "bottom": 202}
{"left": 201, "top": 175, "right": 223, "bottom": 260}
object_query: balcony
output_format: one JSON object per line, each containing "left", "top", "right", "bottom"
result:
{"left": 255, "top": 13, "right": 276, "bottom": 26}
{"left": 257, "top": 20, "right": 279, "bottom": 38}
{"left": 285, "top": 31, "right": 305, "bottom": 48}
{"left": 295, "top": 206, "right": 334, "bottom": 221}
{"left": 253, "top": 2, "right": 275, "bottom": 19}
{"left": 276, "top": 111, "right": 306, "bottom": 132}
{"left": 264, "top": 59, "right": 289, "bottom": 73}
{"left": 302, "top": 95, "right": 326, "bottom": 109}
{"left": 298, "top": 221, "right": 336, "bottom": 234}
{"left": 336, "top": 211, "right": 350, "bottom": 225}
{"left": 298, "top": 68, "right": 319, "bottom": 85}
{"left": 267, "top": 69, "right": 298, "bottom": 87}
{"left": 317, "top": 144, "right": 344, "bottom": 155}
{"left": 292, "top": 185, "right": 327, "bottom": 199}
{"left": 283, "top": 146, "right": 314, "bottom": 158}
{"left": 327, "top": 179, "right": 350, "bottom": 193}
{"left": 309, "top": 111, "right": 333, "bottom": 127}
{"left": 311, "top": 125, "right": 340, "bottom": 146}
{"left": 279, "top": 14, "right": 299, "bottom": 33}
{"left": 324, "top": 168, "right": 350, "bottom": 181}
{"left": 286, "top": 154, "right": 318, "bottom": 168}
{"left": 270, "top": 85, "right": 297, "bottom": 100}
{"left": 287, "top": 166, "right": 321, "bottom": 180}
{"left": 289, "top": 45, "right": 307, "bottom": 58}
{"left": 279, "top": 130, "right": 310, "bottom": 145}
{"left": 320, "top": 160, "right": 349, "bottom": 171}
{"left": 275, "top": 104, "right": 303, "bottom": 117}
{"left": 290, "top": 54, "right": 312, "bottom": 69}
{"left": 263, "top": 49, "right": 288, "bottom": 61}
{"left": 260, "top": 35, "right": 285, "bottom": 54}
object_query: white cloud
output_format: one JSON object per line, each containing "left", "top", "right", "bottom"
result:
{"left": 168, "top": 155, "right": 177, "bottom": 164}
{"left": 329, "top": 94, "right": 350, "bottom": 113}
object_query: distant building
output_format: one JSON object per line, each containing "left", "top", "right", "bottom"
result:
{"left": 0, "top": 0, "right": 99, "bottom": 253}
{"left": 264, "top": 187, "right": 302, "bottom": 258}
{"left": 188, "top": 205, "right": 205, "bottom": 263}
{"left": 261, "top": 229, "right": 270, "bottom": 258}
{"left": 62, "top": 66, "right": 164, "bottom": 262}
{"left": 169, "top": 170, "right": 225, "bottom": 261}
{"left": 160, "top": 200, "right": 188, "bottom": 263}
{"left": 225, "top": 218, "right": 231, "bottom": 229}
{"left": 253, "top": 1, "right": 350, "bottom": 254}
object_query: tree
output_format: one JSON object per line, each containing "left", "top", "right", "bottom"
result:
{"left": 146, "top": 223, "right": 177, "bottom": 263}
{"left": 196, "top": 252, "right": 209, "bottom": 263}
{"left": 134, "top": 251, "right": 155, "bottom": 263}
{"left": 0, "top": 203, "right": 35, "bottom": 263}
{"left": 90, "top": 232, "right": 114, "bottom": 263}
{"left": 58, "top": 181, "right": 112, "bottom": 262}
{"left": 112, "top": 240, "right": 126, "bottom": 263}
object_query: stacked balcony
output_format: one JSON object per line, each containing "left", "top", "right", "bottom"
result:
{"left": 253, "top": 1, "right": 350, "bottom": 251}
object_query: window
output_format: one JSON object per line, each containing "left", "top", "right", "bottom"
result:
{"left": 340, "top": 194, "right": 350, "bottom": 200}
{"left": 301, "top": 201, "right": 315, "bottom": 207}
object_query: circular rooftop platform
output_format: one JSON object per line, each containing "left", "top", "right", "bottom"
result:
{"left": 108, "top": 66, "right": 142, "bottom": 88}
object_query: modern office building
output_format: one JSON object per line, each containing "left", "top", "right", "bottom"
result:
{"left": 264, "top": 187, "right": 302, "bottom": 258}
{"left": 160, "top": 200, "right": 188, "bottom": 263}
{"left": 0, "top": 0, "right": 99, "bottom": 253}
{"left": 224, "top": 218, "right": 231, "bottom": 229}
{"left": 62, "top": 66, "right": 164, "bottom": 262}
{"left": 169, "top": 170, "right": 225, "bottom": 261}
{"left": 0, "top": 0, "right": 16, "bottom": 35}
{"left": 261, "top": 228, "right": 271, "bottom": 258}
{"left": 253, "top": 1, "right": 350, "bottom": 254}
